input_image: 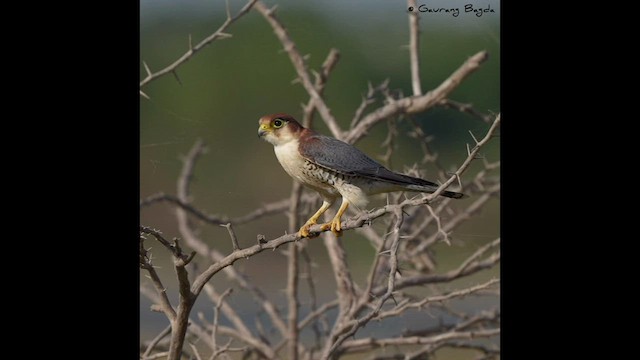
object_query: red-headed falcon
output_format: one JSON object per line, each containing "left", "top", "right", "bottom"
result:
{"left": 258, "top": 113, "right": 466, "bottom": 238}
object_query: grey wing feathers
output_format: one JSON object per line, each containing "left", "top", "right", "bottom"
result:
{"left": 299, "top": 135, "right": 438, "bottom": 187}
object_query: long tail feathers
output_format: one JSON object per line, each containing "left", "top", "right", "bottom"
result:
{"left": 441, "top": 189, "right": 467, "bottom": 199}
{"left": 405, "top": 184, "right": 467, "bottom": 199}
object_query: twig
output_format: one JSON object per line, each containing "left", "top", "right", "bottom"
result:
{"left": 140, "top": 192, "right": 320, "bottom": 226}
{"left": 302, "top": 48, "right": 341, "bottom": 128}
{"left": 202, "top": 284, "right": 252, "bottom": 341}
{"left": 373, "top": 279, "right": 499, "bottom": 320}
{"left": 322, "top": 228, "right": 357, "bottom": 345}
{"left": 345, "top": 51, "right": 489, "bottom": 145}
{"left": 411, "top": 183, "right": 500, "bottom": 256}
{"left": 142, "top": 351, "right": 170, "bottom": 360}
{"left": 211, "top": 288, "right": 233, "bottom": 352}
{"left": 142, "top": 325, "right": 172, "bottom": 359}
{"left": 439, "top": 98, "right": 495, "bottom": 124}
{"left": 299, "top": 247, "right": 328, "bottom": 349}
{"left": 408, "top": 0, "right": 422, "bottom": 95}
{"left": 453, "top": 310, "right": 500, "bottom": 331}
{"left": 373, "top": 239, "right": 500, "bottom": 296}
{"left": 175, "top": 139, "right": 210, "bottom": 255}
{"left": 287, "top": 180, "right": 303, "bottom": 360}
{"left": 140, "top": 193, "right": 226, "bottom": 225}
{"left": 406, "top": 115, "right": 447, "bottom": 176}
{"left": 255, "top": 1, "right": 344, "bottom": 139}
{"left": 140, "top": 229, "right": 178, "bottom": 322}
{"left": 340, "top": 328, "right": 500, "bottom": 355}
{"left": 425, "top": 204, "right": 450, "bottom": 245}
{"left": 458, "top": 238, "right": 500, "bottom": 274}
{"left": 188, "top": 342, "right": 204, "bottom": 360}
{"left": 140, "top": 0, "right": 258, "bottom": 91}
{"left": 350, "top": 80, "right": 389, "bottom": 129}
{"left": 220, "top": 223, "right": 241, "bottom": 251}
{"left": 140, "top": 226, "right": 197, "bottom": 360}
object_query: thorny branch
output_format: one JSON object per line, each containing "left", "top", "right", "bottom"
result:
{"left": 139, "top": 0, "right": 258, "bottom": 94}
{"left": 344, "top": 51, "right": 489, "bottom": 145}
{"left": 408, "top": 0, "right": 422, "bottom": 96}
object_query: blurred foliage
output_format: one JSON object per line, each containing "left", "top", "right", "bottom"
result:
{"left": 140, "top": 0, "right": 500, "bottom": 344}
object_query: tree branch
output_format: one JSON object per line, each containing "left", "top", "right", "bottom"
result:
{"left": 140, "top": 191, "right": 319, "bottom": 226}
{"left": 140, "top": 0, "right": 258, "bottom": 91}
{"left": 345, "top": 51, "right": 489, "bottom": 145}
{"left": 408, "top": 0, "right": 422, "bottom": 95}
{"left": 287, "top": 180, "right": 302, "bottom": 360}
{"left": 142, "top": 325, "right": 172, "bottom": 359}
{"left": 341, "top": 328, "right": 500, "bottom": 355}
{"left": 439, "top": 98, "right": 495, "bottom": 124}
{"left": 302, "top": 48, "right": 341, "bottom": 128}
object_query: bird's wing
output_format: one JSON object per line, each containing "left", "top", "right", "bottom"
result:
{"left": 299, "top": 134, "right": 440, "bottom": 187}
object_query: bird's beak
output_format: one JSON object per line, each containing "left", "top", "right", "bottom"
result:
{"left": 258, "top": 124, "right": 270, "bottom": 138}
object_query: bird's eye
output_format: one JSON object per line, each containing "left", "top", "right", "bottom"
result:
{"left": 273, "top": 119, "right": 284, "bottom": 128}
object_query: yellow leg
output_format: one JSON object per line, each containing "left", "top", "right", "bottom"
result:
{"left": 299, "top": 200, "right": 333, "bottom": 238}
{"left": 320, "top": 199, "right": 349, "bottom": 237}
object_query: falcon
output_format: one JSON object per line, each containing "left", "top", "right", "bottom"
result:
{"left": 258, "top": 113, "right": 466, "bottom": 238}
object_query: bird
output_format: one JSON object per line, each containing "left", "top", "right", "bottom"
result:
{"left": 258, "top": 113, "right": 466, "bottom": 238}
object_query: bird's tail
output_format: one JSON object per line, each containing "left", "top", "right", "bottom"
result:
{"left": 381, "top": 171, "right": 468, "bottom": 199}
{"left": 440, "top": 189, "right": 467, "bottom": 199}
{"left": 403, "top": 181, "right": 467, "bottom": 199}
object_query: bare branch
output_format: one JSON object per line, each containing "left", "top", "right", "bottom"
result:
{"left": 211, "top": 288, "right": 233, "bottom": 352}
{"left": 411, "top": 183, "right": 500, "bottom": 256}
{"left": 287, "top": 181, "right": 303, "bottom": 360}
{"left": 439, "top": 98, "right": 495, "bottom": 124}
{"left": 202, "top": 285, "right": 250, "bottom": 339}
{"left": 188, "top": 342, "right": 204, "bottom": 360}
{"left": 302, "top": 48, "right": 341, "bottom": 128}
{"left": 220, "top": 223, "right": 241, "bottom": 251}
{"left": 350, "top": 80, "right": 389, "bottom": 129}
{"left": 425, "top": 204, "right": 450, "bottom": 245}
{"left": 406, "top": 115, "right": 447, "bottom": 175}
{"left": 140, "top": 0, "right": 258, "bottom": 91}
{"left": 142, "top": 325, "right": 172, "bottom": 359}
{"left": 345, "top": 51, "right": 489, "bottom": 145}
{"left": 299, "top": 247, "right": 331, "bottom": 349}
{"left": 374, "top": 239, "right": 500, "bottom": 295}
{"left": 408, "top": 0, "right": 422, "bottom": 95}
{"left": 140, "top": 230, "right": 178, "bottom": 322}
{"left": 140, "top": 191, "right": 319, "bottom": 226}
{"left": 373, "top": 278, "right": 499, "bottom": 320}
{"left": 142, "top": 351, "right": 170, "bottom": 360}
{"left": 341, "top": 328, "right": 500, "bottom": 355}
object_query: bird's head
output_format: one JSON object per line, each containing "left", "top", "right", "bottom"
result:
{"left": 258, "top": 113, "right": 304, "bottom": 146}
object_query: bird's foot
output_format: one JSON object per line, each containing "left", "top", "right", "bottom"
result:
{"left": 320, "top": 218, "right": 343, "bottom": 237}
{"left": 301, "top": 217, "right": 343, "bottom": 238}
{"left": 299, "top": 222, "right": 320, "bottom": 238}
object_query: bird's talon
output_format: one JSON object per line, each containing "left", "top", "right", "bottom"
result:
{"left": 298, "top": 224, "right": 317, "bottom": 238}
{"left": 330, "top": 219, "right": 343, "bottom": 237}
